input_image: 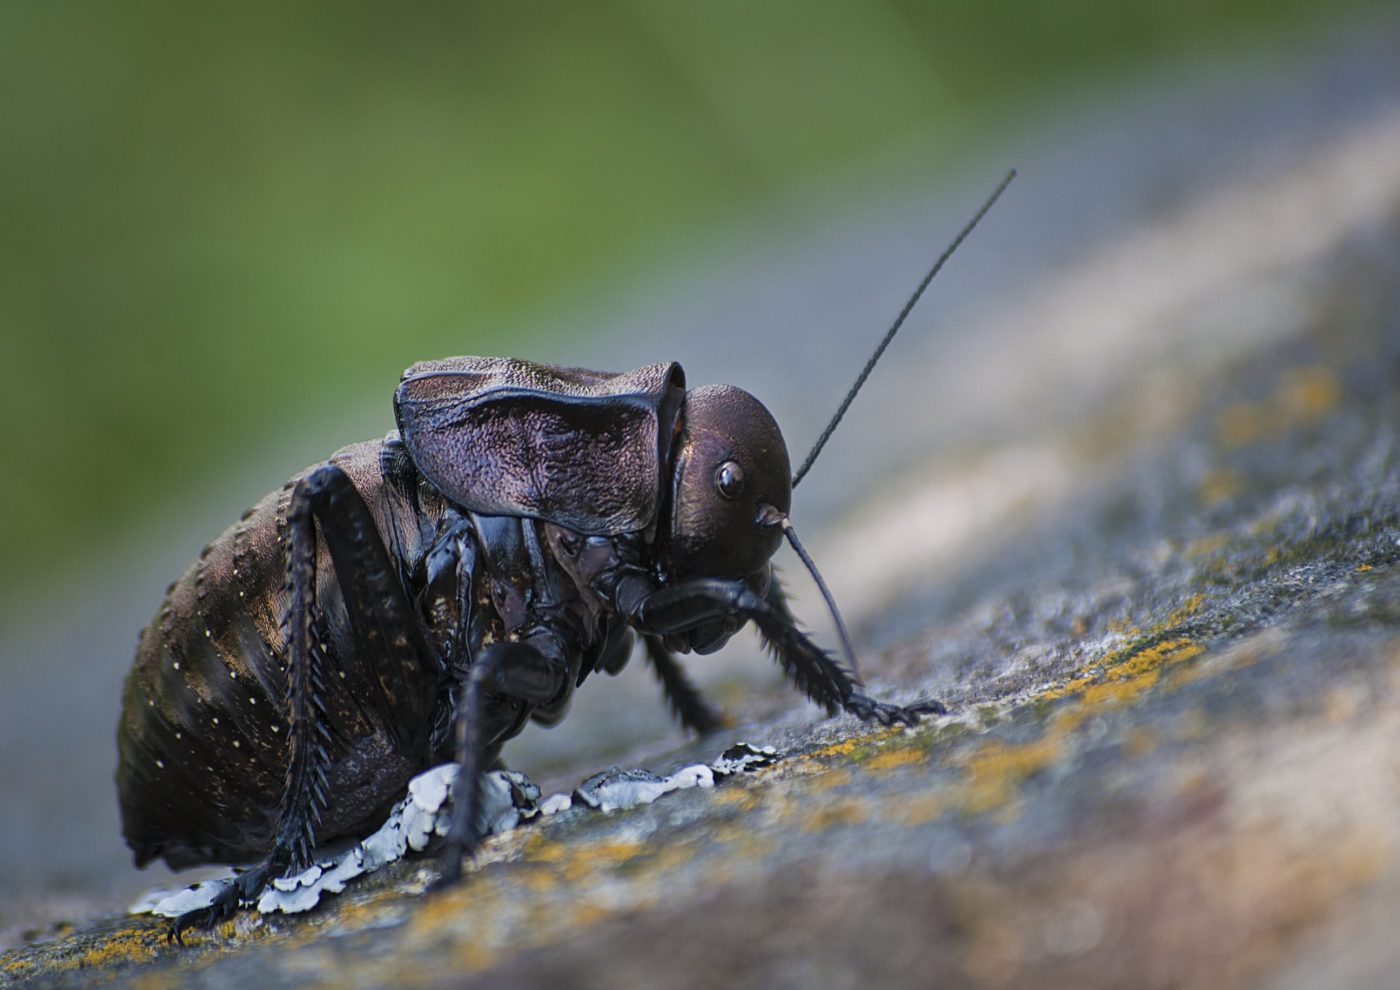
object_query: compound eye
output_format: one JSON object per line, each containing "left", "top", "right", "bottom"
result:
{"left": 714, "top": 460, "right": 745, "bottom": 500}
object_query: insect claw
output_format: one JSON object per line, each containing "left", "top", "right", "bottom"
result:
{"left": 906, "top": 697, "right": 948, "bottom": 717}
{"left": 845, "top": 691, "right": 947, "bottom": 727}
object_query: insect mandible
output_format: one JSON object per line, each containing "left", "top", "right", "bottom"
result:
{"left": 115, "top": 171, "right": 1015, "bottom": 941}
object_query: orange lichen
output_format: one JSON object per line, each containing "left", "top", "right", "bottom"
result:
{"left": 807, "top": 768, "right": 853, "bottom": 792}
{"left": 713, "top": 787, "right": 761, "bottom": 810}
{"left": 892, "top": 793, "right": 949, "bottom": 826}
{"left": 1280, "top": 366, "right": 1340, "bottom": 420}
{"left": 524, "top": 835, "right": 568, "bottom": 864}
{"left": 799, "top": 799, "right": 870, "bottom": 833}
{"left": 556, "top": 839, "right": 645, "bottom": 883}
{"left": 1215, "top": 365, "right": 1339, "bottom": 450}
{"left": 866, "top": 747, "right": 927, "bottom": 773}
{"left": 960, "top": 736, "right": 1065, "bottom": 815}
{"left": 405, "top": 882, "right": 492, "bottom": 938}
{"left": 1216, "top": 401, "right": 1268, "bottom": 448}
{"left": 50, "top": 927, "right": 161, "bottom": 973}
{"left": 960, "top": 618, "right": 1207, "bottom": 817}
{"left": 2, "top": 957, "right": 34, "bottom": 979}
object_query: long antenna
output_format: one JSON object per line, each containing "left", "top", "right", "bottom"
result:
{"left": 791, "top": 168, "right": 1017, "bottom": 489}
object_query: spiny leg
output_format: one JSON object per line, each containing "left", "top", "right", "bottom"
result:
{"left": 171, "top": 464, "right": 437, "bottom": 942}
{"left": 435, "top": 639, "right": 571, "bottom": 888}
{"left": 643, "top": 635, "right": 724, "bottom": 735}
{"left": 634, "top": 577, "right": 944, "bottom": 726}
{"left": 758, "top": 577, "right": 945, "bottom": 725}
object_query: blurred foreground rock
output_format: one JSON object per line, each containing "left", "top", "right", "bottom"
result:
{"left": 5, "top": 113, "right": 1400, "bottom": 990}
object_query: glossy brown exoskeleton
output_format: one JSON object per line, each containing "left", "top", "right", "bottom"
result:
{"left": 116, "top": 358, "right": 937, "bottom": 937}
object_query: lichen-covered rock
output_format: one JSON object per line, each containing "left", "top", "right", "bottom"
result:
{"left": 6, "top": 81, "right": 1400, "bottom": 990}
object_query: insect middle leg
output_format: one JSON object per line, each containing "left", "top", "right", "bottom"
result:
{"left": 643, "top": 635, "right": 724, "bottom": 734}
{"left": 436, "top": 638, "right": 573, "bottom": 887}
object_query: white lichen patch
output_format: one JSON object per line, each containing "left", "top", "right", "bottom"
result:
{"left": 131, "top": 742, "right": 781, "bottom": 919}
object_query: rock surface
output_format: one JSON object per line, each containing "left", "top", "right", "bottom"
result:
{"left": 5, "top": 34, "right": 1400, "bottom": 990}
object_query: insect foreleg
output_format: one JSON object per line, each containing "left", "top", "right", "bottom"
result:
{"left": 758, "top": 578, "right": 945, "bottom": 725}
{"left": 436, "top": 638, "right": 572, "bottom": 888}
{"left": 633, "top": 578, "right": 943, "bottom": 726}
{"left": 633, "top": 579, "right": 847, "bottom": 712}
{"left": 643, "top": 635, "right": 724, "bottom": 734}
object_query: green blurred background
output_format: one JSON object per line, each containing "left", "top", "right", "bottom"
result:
{"left": 0, "top": 0, "right": 1386, "bottom": 601}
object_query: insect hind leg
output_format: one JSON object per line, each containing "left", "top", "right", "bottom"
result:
{"left": 174, "top": 463, "right": 441, "bottom": 941}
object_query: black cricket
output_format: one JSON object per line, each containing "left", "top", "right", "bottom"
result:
{"left": 115, "top": 172, "right": 1014, "bottom": 941}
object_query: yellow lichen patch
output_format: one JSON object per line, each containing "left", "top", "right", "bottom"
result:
{"left": 516, "top": 866, "right": 559, "bottom": 895}
{"left": 129, "top": 966, "right": 184, "bottom": 990}
{"left": 327, "top": 897, "right": 399, "bottom": 933}
{"left": 1166, "top": 593, "right": 1205, "bottom": 626}
{"left": 1216, "top": 366, "right": 1340, "bottom": 450}
{"left": 556, "top": 839, "right": 646, "bottom": 883}
{"left": 1038, "top": 674, "right": 1096, "bottom": 703}
{"left": 1216, "top": 401, "right": 1268, "bottom": 448}
{"left": 960, "top": 736, "right": 1065, "bottom": 816}
{"left": 524, "top": 834, "right": 569, "bottom": 864}
{"left": 799, "top": 799, "right": 870, "bottom": 834}
{"left": 2, "top": 957, "right": 34, "bottom": 979}
{"left": 961, "top": 632, "right": 1207, "bottom": 817}
{"left": 892, "top": 793, "right": 949, "bottom": 827}
{"left": 1054, "top": 639, "right": 1202, "bottom": 726}
{"left": 713, "top": 787, "right": 761, "bottom": 811}
{"left": 804, "top": 726, "right": 900, "bottom": 764}
{"left": 52, "top": 928, "right": 161, "bottom": 972}
{"left": 447, "top": 936, "right": 500, "bottom": 973}
{"left": 1043, "top": 626, "right": 1203, "bottom": 705}
{"left": 806, "top": 768, "right": 853, "bottom": 792}
{"left": 563, "top": 899, "right": 617, "bottom": 931}
{"left": 646, "top": 842, "right": 698, "bottom": 874}
{"left": 1184, "top": 533, "right": 1230, "bottom": 560}
{"left": 809, "top": 738, "right": 861, "bottom": 760}
{"left": 1280, "top": 366, "right": 1340, "bottom": 420}
{"left": 405, "top": 881, "right": 495, "bottom": 938}
{"left": 1083, "top": 674, "right": 1161, "bottom": 713}
{"left": 708, "top": 823, "right": 777, "bottom": 858}
{"left": 1199, "top": 468, "right": 1243, "bottom": 506}
{"left": 865, "top": 747, "right": 927, "bottom": 773}
{"left": 1107, "top": 639, "right": 1203, "bottom": 683}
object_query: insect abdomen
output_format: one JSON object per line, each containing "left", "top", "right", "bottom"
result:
{"left": 115, "top": 441, "right": 438, "bottom": 868}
